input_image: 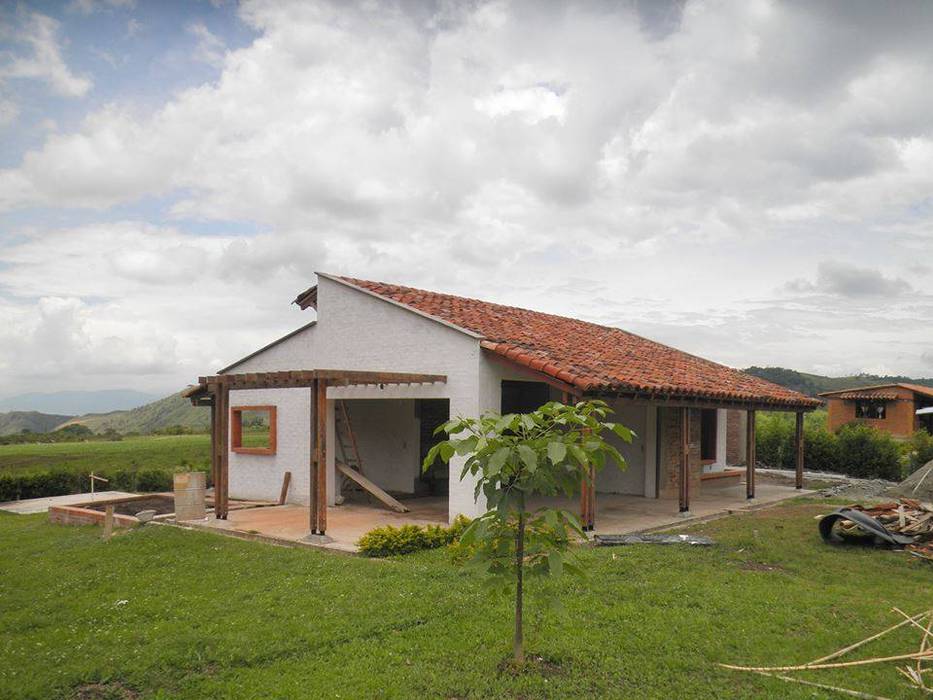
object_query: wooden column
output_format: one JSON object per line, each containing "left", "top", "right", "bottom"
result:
{"left": 679, "top": 407, "right": 690, "bottom": 513}
{"left": 795, "top": 411, "right": 804, "bottom": 489}
{"left": 309, "top": 380, "right": 318, "bottom": 533}
{"left": 310, "top": 379, "right": 328, "bottom": 534}
{"left": 209, "top": 397, "right": 219, "bottom": 513}
{"left": 216, "top": 379, "right": 230, "bottom": 519}
{"left": 746, "top": 409, "right": 756, "bottom": 500}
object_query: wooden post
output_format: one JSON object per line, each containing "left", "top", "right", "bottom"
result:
{"left": 210, "top": 399, "right": 218, "bottom": 504}
{"left": 309, "top": 380, "right": 318, "bottom": 532}
{"left": 102, "top": 505, "right": 114, "bottom": 541}
{"left": 679, "top": 407, "right": 690, "bottom": 513}
{"left": 746, "top": 409, "right": 756, "bottom": 500}
{"left": 316, "top": 379, "right": 328, "bottom": 534}
{"left": 795, "top": 411, "right": 804, "bottom": 490}
{"left": 278, "top": 471, "right": 292, "bottom": 505}
{"left": 220, "top": 380, "right": 231, "bottom": 519}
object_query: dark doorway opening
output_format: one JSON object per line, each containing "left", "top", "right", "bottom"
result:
{"left": 417, "top": 399, "right": 450, "bottom": 496}
{"left": 700, "top": 409, "right": 717, "bottom": 463}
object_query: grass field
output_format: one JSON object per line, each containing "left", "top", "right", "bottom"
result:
{"left": 1, "top": 500, "right": 930, "bottom": 699}
{"left": 0, "top": 434, "right": 211, "bottom": 477}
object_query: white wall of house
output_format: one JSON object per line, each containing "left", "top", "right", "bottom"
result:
{"left": 227, "top": 387, "right": 312, "bottom": 504}
{"left": 595, "top": 399, "right": 653, "bottom": 497}
{"left": 336, "top": 399, "right": 421, "bottom": 495}
{"left": 223, "top": 276, "right": 487, "bottom": 520}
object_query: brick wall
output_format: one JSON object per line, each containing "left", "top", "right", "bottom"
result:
{"left": 725, "top": 410, "right": 746, "bottom": 465}
{"left": 827, "top": 387, "right": 918, "bottom": 438}
{"left": 48, "top": 505, "right": 137, "bottom": 528}
{"left": 657, "top": 407, "right": 703, "bottom": 499}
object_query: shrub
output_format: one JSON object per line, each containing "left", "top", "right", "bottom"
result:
{"left": 904, "top": 430, "right": 933, "bottom": 474}
{"left": 755, "top": 413, "right": 795, "bottom": 469}
{"left": 803, "top": 426, "right": 840, "bottom": 473}
{"left": 836, "top": 422, "right": 903, "bottom": 481}
{"left": 357, "top": 515, "right": 471, "bottom": 557}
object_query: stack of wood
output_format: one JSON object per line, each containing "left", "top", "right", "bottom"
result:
{"left": 848, "top": 498, "right": 933, "bottom": 562}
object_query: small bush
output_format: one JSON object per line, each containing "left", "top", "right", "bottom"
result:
{"left": 803, "top": 426, "right": 839, "bottom": 473}
{"left": 836, "top": 422, "right": 903, "bottom": 481}
{"left": 357, "top": 515, "right": 471, "bottom": 557}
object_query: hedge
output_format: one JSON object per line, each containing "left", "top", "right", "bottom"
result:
{"left": 0, "top": 468, "right": 212, "bottom": 503}
{"left": 357, "top": 515, "right": 471, "bottom": 557}
{"left": 755, "top": 412, "right": 908, "bottom": 481}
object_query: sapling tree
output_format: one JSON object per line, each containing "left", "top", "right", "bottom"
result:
{"left": 423, "top": 399, "right": 632, "bottom": 664}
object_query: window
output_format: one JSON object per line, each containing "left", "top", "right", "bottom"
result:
{"left": 855, "top": 400, "right": 886, "bottom": 420}
{"left": 700, "top": 409, "right": 717, "bottom": 462}
{"left": 501, "top": 381, "right": 550, "bottom": 414}
{"left": 231, "top": 405, "right": 277, "bottom": 455}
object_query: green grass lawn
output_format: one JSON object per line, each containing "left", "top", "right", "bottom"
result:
{"left": 1, "top": 501, "right": 930, "bottom": 699}
{"left": 0, "top": 434, "right": 211, "bottom": 477}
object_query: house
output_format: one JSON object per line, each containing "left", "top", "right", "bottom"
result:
{"left": 819, "top": 384, "right": 933, "bottom": 438}
{"left": 184, "top": 273, "right": 819, "bottom": 541}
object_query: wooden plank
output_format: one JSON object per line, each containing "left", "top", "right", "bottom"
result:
{"left": 746, "top": 409, "right": 756, "bottom": 499}
{"left": 200, "top": 369, "right": 447, "bottom": 392}
{"left": 795, "top": 411, "right": 804, "bottom": 490}
{"left": 336, "top": 462, "right": 410, "bottom": 513}
{"left": 278, "top": 471, "right": 292, "bottom": 505}
{"left": 680, "top": 407, "right": 690, "bottom": 513}
{"left": 102, "top": 505, "right": 114, "bottom": 541}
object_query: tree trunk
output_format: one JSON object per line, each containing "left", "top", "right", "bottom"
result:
{"left": 514, "top": 493, "right": 525, "bottom": 665}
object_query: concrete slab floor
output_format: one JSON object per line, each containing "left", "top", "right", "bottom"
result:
{"left": 189, "top": 477, "right": 810, "bottom": 553}
{"left": 0, "top": 491, "right": 138, "bottom": 515}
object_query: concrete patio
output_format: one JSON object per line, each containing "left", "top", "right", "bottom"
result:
{"left": 185, "top": 476, "right": 809, "bottom": 553}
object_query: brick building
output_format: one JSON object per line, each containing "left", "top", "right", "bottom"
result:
{"left": 820, "top": 384, "right": 933, "bottom": 439}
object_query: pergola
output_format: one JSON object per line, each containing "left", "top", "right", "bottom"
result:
{"left": 183, "top": 369, "right": 446, "bottom": 534}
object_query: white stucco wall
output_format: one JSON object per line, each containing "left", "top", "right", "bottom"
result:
{"left": 595, "top": 399, "right": 649, "bottom": 496}
{"left": 227, "top": 387, "right": 312, "bottom": 504}
{"left": 224, "top": 276, "right": 487, "bottom": 520}
{"left": 336, "top": 399, "right": 421, "bottom": 495}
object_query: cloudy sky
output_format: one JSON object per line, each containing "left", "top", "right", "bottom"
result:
{"left": 0, "top": 0, "right": 931, "bottom": 398}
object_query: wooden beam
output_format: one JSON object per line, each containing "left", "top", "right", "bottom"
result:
{"left": 746, "top": 409, "right": 756, "bottom": 500}
{"left": 680, "top": 407, "right": 690, "bottom": 513}
{"left": 795, "top": 411, "right": 804, "bottom": 490}
{"left": 218, "top": 379, "right": 230, "bottom": 519}
{"left": 336, "top": 462, "right": 409, "bottom": 513}
{"left": 200, "top": 369, "right": 447, "bottom": 393}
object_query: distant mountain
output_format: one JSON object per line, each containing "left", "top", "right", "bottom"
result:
{"left": 744, "top": 367, "right": 933, "bottom": 398}
{"left": 59, "top": 391, "right": 209, "bottom": 434}
{"left": 0, "top": 411, "right": 74, "bottom": 436}
{"left": 0, "top": 390, "right": 158, "bottom": 415}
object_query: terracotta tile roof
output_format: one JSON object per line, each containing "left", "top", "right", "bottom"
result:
{"left": 832, "top": 391, "right": 900, "bottom": 401}
{"left": 307, "top": 275, "right": 820, "bottom": 409}
{"left": 820, "top": 383, "right": 933, "bottom": 400}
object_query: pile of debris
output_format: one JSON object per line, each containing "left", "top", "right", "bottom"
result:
{"left": 820, "top": 498, "right": 933, "bottom": 562}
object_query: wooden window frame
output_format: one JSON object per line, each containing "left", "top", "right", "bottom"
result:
{"left": 231, "top": 405, "right": 277, "bottom": 455}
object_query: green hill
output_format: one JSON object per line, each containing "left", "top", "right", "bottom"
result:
{"left": 744, "top": 367, "right": 933, "bottom": 397}
{"left": 60, "top": 392, "right": 209, "bottom": 435}
{"left": 0, "top": 411, "right": 74, "bottom": 437}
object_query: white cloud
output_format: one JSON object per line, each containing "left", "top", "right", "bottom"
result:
{"left": 66, "top": 0, "right": 136, "bottom": 15}
{"left": 1, "top": 0, "right": 932, "bottom": 391}
{"left": 0, "top": 12, "right": 92, "bottom": 98}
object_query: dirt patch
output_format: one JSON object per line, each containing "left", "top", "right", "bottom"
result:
{"left": 83, "top": 496, "right": 175, "bottom": 516}
{"left": 71, "top": 681, "right": 138, "bottom": 700}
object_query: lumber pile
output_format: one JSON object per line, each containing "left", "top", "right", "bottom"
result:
{"left": 721, "top": 608, "right": 933, "bottom": 699}
{"left": 848, "top": 498, "right": 933, "bottom": 561}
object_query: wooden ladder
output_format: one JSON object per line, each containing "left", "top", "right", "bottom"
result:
{"left": 334, "top": 401, "right": 409, "bottom": 513}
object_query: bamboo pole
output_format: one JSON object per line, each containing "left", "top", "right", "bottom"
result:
{"left": 719, "top": 650, "right": 933, "bottom": 673}
{"left": 808, "top": 610, "right": 930, "bottom": 665}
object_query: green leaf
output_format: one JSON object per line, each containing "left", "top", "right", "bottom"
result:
{"left": 517, "top": 444, "right": 537, "bottom": 473}
{"left": 548, "top": 550, "right": 563, "bottom": 577}
{"left": 439, "top": 442, "right": 456, "bottom": 463}
{"left": 609, "top": 423, "right": 635, "bottom": 443}
{"left": 546, "top": 441, "right": 566, "bottom": 465}
{"left": 487, "top": 446, "right": 510, "bottom": 475}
